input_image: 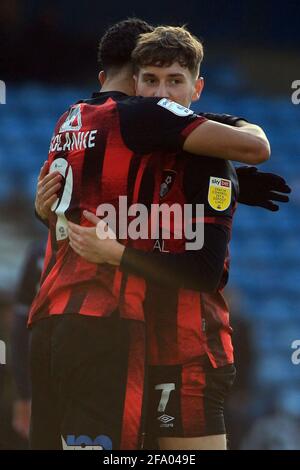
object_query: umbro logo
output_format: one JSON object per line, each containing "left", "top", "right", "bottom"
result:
{"left": 160, "top": 170, "right": 176, "bottom": 198}
{"left": 158, "top": 414, "right": 175, "bottom": 424}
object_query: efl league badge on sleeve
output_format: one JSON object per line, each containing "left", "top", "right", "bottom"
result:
{"left": 157, "top": 98, "right": 194, "bottom": 117}
{"left": 208, "top": 177, "right": 232, "bottom": 211}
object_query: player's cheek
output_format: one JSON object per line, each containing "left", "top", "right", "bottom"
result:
{"left": 137, "top": 83, "right": 153, "bottom": 97}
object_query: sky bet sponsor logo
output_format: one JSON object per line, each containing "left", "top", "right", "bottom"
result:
{"left": 211, "top": 177, "right": 230, "bottom": 187}
{"left": 62, "top": 434, "right": 112, "bottom": 450}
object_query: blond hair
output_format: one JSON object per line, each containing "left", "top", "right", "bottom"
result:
{"left": 132, "top": 26, "right": 204, "bottom": 78}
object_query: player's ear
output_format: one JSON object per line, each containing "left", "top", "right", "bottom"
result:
{"left": 98, "top": 71, "right": 106, "bottom": 87}
{"left": 192, "top": 77, "right": 204, "bottom": 102}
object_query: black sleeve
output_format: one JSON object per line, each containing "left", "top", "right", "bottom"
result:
{"left": 118, "top": 97, "right": 206, "bottom": 154}
{"left": 120, "top": 223, "right": 229, "bottom": 292}
{"left": 198, "top": 112, "right": 247, "bottom": 126}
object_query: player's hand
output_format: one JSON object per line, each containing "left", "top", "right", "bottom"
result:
{"left": 35, "top": 161, "right": 62, "bottom": 220}
{"left": 237, "top": 166, "right": 291, "bottom": 211}
{"left": 68, "top": 210, "right": 124, "bottom": 265}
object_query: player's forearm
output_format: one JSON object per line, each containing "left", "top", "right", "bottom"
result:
{"left": 235, "top": 119, "right": 270, "bottom": 149}
{"left": 231, "top": 124, "right": 270, "bottom": 164}
{"left": 197, "top": 113, "right": 270, "bottom": 164}
{"left": 120, "top": 224, "right": 229, "bottom": 292}
{"left": 184, "top": 119, "right": 270, "bottom": 165}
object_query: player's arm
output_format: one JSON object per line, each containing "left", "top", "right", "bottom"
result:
{"left": 198, "top": 112, "right": 270, "bottom": 163}
{"left": 119, "top": 98, "right": 270, "bottom": 165}
{"left": 119, "top": 224, "right": 228, "bottom": 291}
{"left": 68, "top": 212, "right": 228, "bottom": 292}
{"left": 67, "top": 157, "right": 237, "bottom": 291}
{"left": 183, "top": 119, "right": 270, "bottom": 164}
{"left": 33, "top": 161, "right": 290, "bottom": 224}
{"left": 191, "top": 112, "right": 290, "bottom": 208}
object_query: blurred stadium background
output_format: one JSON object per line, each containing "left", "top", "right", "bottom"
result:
{"left": 0, "top": 0, "right": 300, "bottom": 450}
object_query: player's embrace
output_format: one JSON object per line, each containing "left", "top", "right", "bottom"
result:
{"left": 31, "top": 19, "right": 289, "bottom": 450}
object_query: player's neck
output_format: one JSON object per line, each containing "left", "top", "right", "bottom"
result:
{"left": 100, "top": 77, "right": 134, "bottom": 96}
{"left": 100, "top": 66, "right": 135, "bottom": 96}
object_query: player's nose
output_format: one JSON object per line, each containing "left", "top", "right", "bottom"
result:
{"left": 154, "top": 83, "right": 169, "bottom": 98}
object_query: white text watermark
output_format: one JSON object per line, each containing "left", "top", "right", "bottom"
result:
{"left": 291, "top": 340, "right": 300, "bottom": 364}
{"left": 0, "top": 340, "right": 6, "bottom": 365}
{"left": 95, "top": 197, "right": 204, "bottom": 250}
{"left": 291, "top": 80, "right": 300, "bottom": 105}
{"left": 0, "top": 80, "right": 6, "bottom": 104}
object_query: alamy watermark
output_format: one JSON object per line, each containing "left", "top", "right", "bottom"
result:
{"left": 0, "top": 340, "right": 6, "bottom": 365}
{"left": 95, "top": 196, "right": 205, "bottom": 250}
{"left": 291, "top": 80, "right": 300, "bottom": 105}
{"left": 291, "top": 340, "right": 300, "bottom": 365}
{"left": 0, "top": 80, "right": 6, "bottom": 104}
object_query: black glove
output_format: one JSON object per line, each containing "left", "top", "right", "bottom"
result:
{"left": 199, "top": 112, "right": 247, "bottom": 126}
{"left": 237, "top": 166, "right": 291, "bottom": 211}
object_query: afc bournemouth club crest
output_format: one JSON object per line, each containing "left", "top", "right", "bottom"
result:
{"left": 208, "top": 177, "right": 232, "bottom": 211}
{"left": 160, "top": 170, "right": 176, "bottom": 198}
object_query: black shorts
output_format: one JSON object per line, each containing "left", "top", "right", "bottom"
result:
{"left": 29, "top": 314, "right": 145, "bottom": 450}
{"left": 145, "top": 357, "right": 236, "bottom": 445}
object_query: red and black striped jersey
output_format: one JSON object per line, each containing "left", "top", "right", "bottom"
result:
{"left": 28, "top": 92, "right": 206, "bottom": 326}
{"left": 121, "top": 152, "right": 238, "bottom": 368}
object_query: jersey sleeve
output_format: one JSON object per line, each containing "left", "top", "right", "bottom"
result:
{"left": 120, "top": 222, "right": 229, "bottom": 292}
{"left": 183, "top": 155, "right": 239, "bottom": 230}
{"left": 117, "top": 97, "right": 207, "bottom": 154}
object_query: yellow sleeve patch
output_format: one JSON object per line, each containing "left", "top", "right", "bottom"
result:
{"left": 208, "top": 177, "right": 232, "bottom": 211}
